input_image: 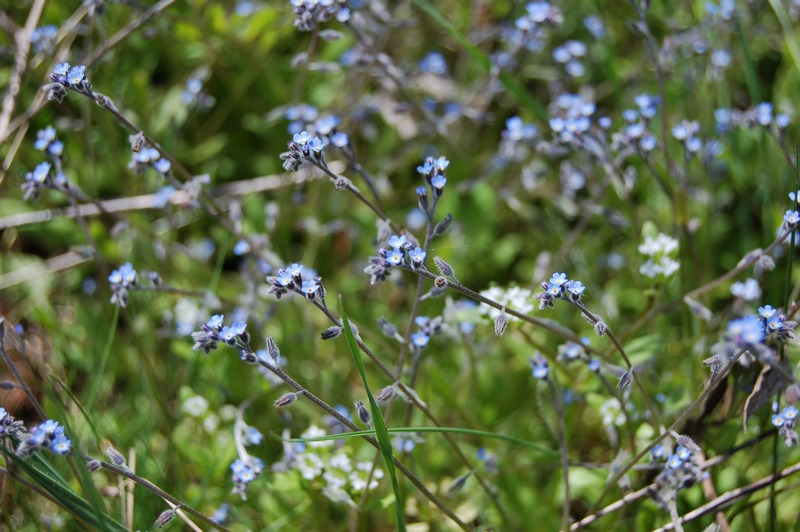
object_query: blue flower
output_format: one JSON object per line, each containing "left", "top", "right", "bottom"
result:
{"left": 433, "top": 156, "right": 449, "bottom": 172}
{"left": 51, "top": 436, "right": 72, "bottom": 455}
{"left": 154, "top": 158, "right": 171, "bottom": 174}
{"left": 286, "top": 263, "right": 303, "bottom": 276}
{"left": 546, "top": 283, "right": 561, "bottom": 297}
{"left": 587, "top": 359, "right": 601, "bottom": 372}
{"left": 549, "top": 272, "right": 568, "bottom": 286}
{"left": 766, "top": 316, "right": 782, "bottom": 331}
{"left": 386, "top": 247, "right": 404, "bottom": 266}
{"left": 431, "top": 174, "right": 446, "bottom": 190}
{"left": 784, "top": 405, "right": 798, "bottom": 421}
{"left": 785, "top": 210, "right": 800, "bottom": 226}
{"left": 676, "top": 445, "right": 691, "bottom": 460}
{"left": 411, "top": 331, "right": 430, "bottom": 347}
{"left": 292, "top": 131, "right": 311, "bottom": 145}
{"left": 565, "top": 280, "right": 585, "bottom": 297}
{"left": 408, "top": 246, "right": 426, "bottom": 265}
{"left": 301, "top": 279, "right": 319, "bottom": 297}
{"left": 387, "top": 235, "right": 408, "bottom": 248}
{"left": 666, "top": 454, "right": 683, "bottom": 469}
{"left": 758, "top": 305, "right": 777, "bottom": 319}
{"left": 276, "top": 270, "right": 294, "bottom": 287}
{"left": 651, "top": 444, "right": 666, "bottom": 460}
{"left": 67, "top": 65, "right": 86, "bottom": 85}
{"left": 417, "top": 161, "right": 434, "bottom": 176}
{"left": 330, "top": 131, "right": 349, "bottom": 147}
{"left": 219, "top": 326, "right": 238, "bottom": 343}
{"left": 772, "top": 413, "right": 786, "bottom": 427}
{"left": 34, "top": 126, "right": 57, "bottom": 151}
{"left": 307, "top": 136, "right": 326, "bottom": 153}
{"left": 244, "top": 427, "right": 264, "bottom": 445}
{"left": 530, "top": 357, "right": 549, "bottom": 379}
{"left": 31, "top": 162, "right": 51, "bottom": 183}
{"left": 414, "top": 316, "right": 430, "bottom": 328}
{"left": 206, "top": 315, "right": 224, "bottom": 329}
{"left": 53, "top": 62, "right": 70, "bottom": 77}
{"left": 315, "top": 115, "right": 340, "bottom": 135}
{"left": 727, "top": 315, "right": 764, "bottom": 345}
{"left": 233, "top": 239, "right": 251, "bottom": 256}
{"left": 419, "top": 52, "right": 448, "bottom": 75}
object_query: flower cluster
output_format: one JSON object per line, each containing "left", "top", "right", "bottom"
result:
{"left": 671, "top": 119, "right": 703, "bottom": 154}
{"left": 416, "top": 156, "right": 449, "bottom": 201}
{"left": 638, "top": 232, "right": 680, "bottom": 279}
{"left": 714, "top": 102, "right": 789, "bottom": 133}
{"left": 478, "top": 286, "right": 533, "bottom": 322}
{"left": 290, "top": 0, "right": 351, "bottom": 32}
{"left": 231, "top": 456, "right": 264, "bottom": 499}
{"left": 15, "top": 419, "right": 72, "bottom": 458}
{"left": 548, "top": 93, "right": 596, "bottom": 145}
{"left": 33, "top": 126, "right": 64, "bottom": 157}
{"left": 32, "top": 25, "right": 58, "bottom": 54}
{"left": 181, "top": 76, "right": 215, "bottom": 110}
{"left": 280, "top": 130, "right": 329, "bottom": 172}
{"left": 708, "top": 306, "right": 796, "bottom": 369}
{"left": 0, "top": 408, "right": 26, "bottom": 439}
{"left": 278, "top": 425, "right": 385, "bottom": 507}
{"left": 364, "top": 234, "right": 428, "bottom": 284}
{"left": 553, "top": 40, "right": 587, "bottom": 77}
{"left": 266, "top": 263, "right": 325, "bottom": 301}
{"left": 43, "top": 63, "right": 91, "bottom": 103}
{"left": 534, "top": 272, "right": 587, "bottom": 309}
{"left": 191, "top": 315, "right": 251, "bottom": 360}
{"left": 730, "top": 278, "right": 762, "bottom": 301}
{"left": 648, "top": 436, "right": 706, "bottom": 508}
{"left": 772, "top": 404, "right": 799, "bottom": 447}
{"left": 128, "top": 144, "right": 172, "bottom": 176}
{"left": 283, "top": 107, "right": 350, "bottom": 154}
{"left": 108, "top": 262, "right": 138, "bottom": 307}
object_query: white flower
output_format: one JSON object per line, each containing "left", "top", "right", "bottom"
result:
{"left": 638, "top": 233, "right": 679, "bottom": 256}
{"left": 600, "top": 398, "right": 626, "bottom": 427}
{"left": 478, "top": 286, "right": 534, "bottom": 321}
{"left": 301, "top": 425, "right": 333, "bottom": 448}
{"left": 348, "top": 463, "right": 384, "bottom": 491}
{"left": 327, "top": 451, "right": 352, "bottom": 472}
{"left": 731, "top": 278, "right": 762, "bottom": 301}
{"left": 182, "top": 395, "right": 209, "bottom": 417}
{"left": 296, "top": 452, "right": 324, "bottom": 480}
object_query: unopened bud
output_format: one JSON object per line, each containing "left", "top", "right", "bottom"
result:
{"left": 494, "top": 312, "right": 509, "bottom": 337}
{"left": 354, "top": 400, "right": 371, "bottom": 427}
{"left": 275, "top": 392, "right": 298, "bottom": 407}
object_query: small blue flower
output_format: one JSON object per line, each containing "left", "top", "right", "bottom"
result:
{"left": 292, "top": 131, "right": 311, "bottom": 145}
{"left": 48, "top": 140, "right": 64, "bottom": 156}
{"left": 386, "top": 247, "right": 404, "bottom": 266}
{"left": 772, "top": 413, "right": 786, "bottom": 427}
{"left": 565, "top": 280, "right": 585, "bottom": 297}
{"left": 307, "top": 136, "right": 326, "bottom": 153}
{"left": 676, "top": 445, "right": 691, "bottom": 460}
{"left": 154, "top": 158, "right": 171, "bottom": 174}
{"left": 758, "top": 305, "right": 776, "bottom": 319}
{"left": 666, "top": 454, "right": 683, "bottom": 469}
{"left": 727, "top": 315, "right": 764, "bottom": 345}
{"left": 244, "top": 427, "right": 264, "bottom": 445}
{"left": 207, "top": 315, "right": 224, "bottom": 329}
{"left": 53, "top": 62, "right": 70, "bottom": 77}
{"left": 233, "top": 240, "right": 251, "bottom": 256}
{"left": 301, "top": 279, "right": 319, "bottom": 297}
{"left": 286, "top": 263, "right": 303, "bottom": 276}
{"left": 651, "top": 444, "right": 666, "bottom": 460}
{"left": 276, "top": 270, "right": 294, "bottom": 287}
{"left": 546, "top": 283, "right": 561, "bottom": 297}
{"left": 219, "top": 326, "right": 238, "bottom": 344}
{"left": 411, "top": 331, "right": 430, "bottom": 347}
{"left": 408, "top": 246, "right": 426, "bottom": 265}
{"left": 31, "top": 162, "right": 51, "bottom": 183}
{"left": 783, "top": 405, "right": 798, "bottom": 421}
{"left": 230, "top": 322, "right": 247, "bottom": 336}
{"left": 531, "top": 357, "right": 549, "bottom": 380}
{"left": 67, "top": 65, "right": 86, "bottom": 85}
{"left": 785, "top": 210, "right": 800, "bottom": 226}
{"left": 766, "top": 316, "right": 782, "bottom": 331}
{"left": 414, "top": 316, "right": 430, "bottom": 328}
{"left": 50, "top": 436, "right": 72, "bottom": 455}
{"left": 34, "top": 126, "right": 57, "bottom": 151}
{"left": 549, "top": 272, "right": 568, "bottom": 286}
{"left": 587, "top": 359, "right": 601, "bottom": 372}
{"left": 417, "top": 161, "right": 434, "bottom": 176}
{"left": 431, "top": 174, "right": 447, "bottom": 190}
{"left": 330, "top": 131, "right": 349, "bottom": 147}
{"left": 387, "top": 235, "right": 408, "bottom": 248}
{"left": 433, "top": 156, "right": 449, "bottom": 172}
{"left": 315, "top": 115, "right": 340, "bottom": 135}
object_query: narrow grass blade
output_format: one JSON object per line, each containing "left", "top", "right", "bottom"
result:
{"left": 340, "top": 298, "right": 405, "bottom": 532}
{"left": 1, "top": 446, "right": 127, "bottom": 532}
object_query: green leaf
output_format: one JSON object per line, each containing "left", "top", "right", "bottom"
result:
{"left": 340, "top": 298, "right": 406, "bottom": 532}
{"left": 1, "top": 446, "right": 127, "bottom": 532}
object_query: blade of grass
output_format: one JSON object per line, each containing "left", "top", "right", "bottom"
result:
{"left": 86, "top": 304, "right": 119, "bottom": 409}
{"left": 1, "top": 446, "right": 127, "bottom": 532}
{"left": 413, "top": 0, "right": 547, "bottom": 120}
{"left": 340, "top": 298, "right": 405, "bottom": 532}
{"left": 768, "top": 0, "right": 800, "bottom": 79}
{"left": 285, "top": 426, "right": 560, "bottom": 458}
